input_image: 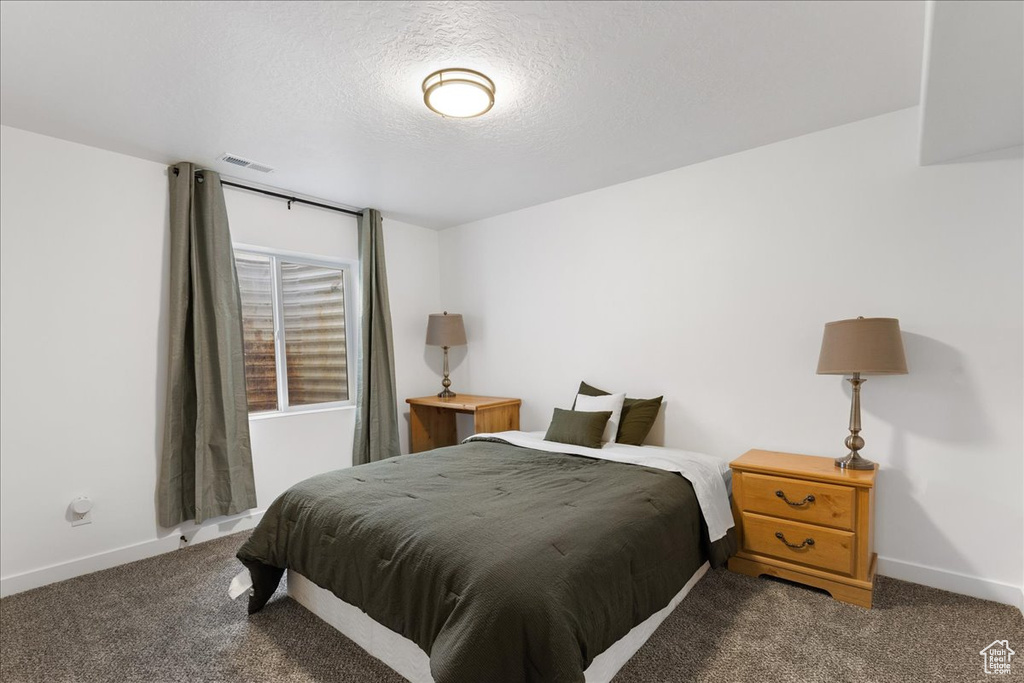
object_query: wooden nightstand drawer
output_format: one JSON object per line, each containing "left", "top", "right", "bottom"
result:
{"left": 740, "top": 472, "right": 855, "bottom": 531}
{"left": 739, "top": 511, "right": 855, "bottom": 576}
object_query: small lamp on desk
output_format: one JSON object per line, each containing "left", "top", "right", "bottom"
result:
{"left": 426, "top": 312, "right": 467, "bottom": 399}
{"left": 817, "top": 317, "right": 908, "bottom": 470}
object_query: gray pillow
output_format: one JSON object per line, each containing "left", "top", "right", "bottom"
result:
{"left": 544, "top": 407, "right": 612, "bottom": 449}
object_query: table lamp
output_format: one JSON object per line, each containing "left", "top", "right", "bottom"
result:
{"left": 817, "top": 317, "right": 908, "bottom": 470}
{"left": 426, "top": 312, "right": 467, "bottom": 399}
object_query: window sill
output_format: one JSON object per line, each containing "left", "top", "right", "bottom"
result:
{"left": 248, "top": 404, "right": 355, "bottom": 421}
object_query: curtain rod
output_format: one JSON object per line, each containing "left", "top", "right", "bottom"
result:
{"left": 172, "top": 166, "right": 363, "bottom": 218}
{"left": 220, "top": 180, "right": 363, "bottom": 218}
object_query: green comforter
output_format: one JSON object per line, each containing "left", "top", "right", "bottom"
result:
{"left": 237, "top": 439, "right": 732, "bottom": 683}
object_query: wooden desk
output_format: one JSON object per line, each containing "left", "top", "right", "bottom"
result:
{"left": 406, "top": 395, "right": 521, "bottom": 453}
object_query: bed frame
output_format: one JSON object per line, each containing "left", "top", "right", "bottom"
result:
{"left": 287, "top": 561, "right": 709, "bottom": 683}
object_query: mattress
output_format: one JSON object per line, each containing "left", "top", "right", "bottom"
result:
{"left": 286, "top": 561, "right": 710, "bottom": 683}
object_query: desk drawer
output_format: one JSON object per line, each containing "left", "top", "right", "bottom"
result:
{"left": 740, "top": 472, "right": 854, "bottom": 530}
{"left": 740, "top": 511, "right": 855, "bottom": 576}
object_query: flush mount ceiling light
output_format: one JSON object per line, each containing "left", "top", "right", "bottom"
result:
{"left": 422, "top": 68, "right": 495, "bottom": 118}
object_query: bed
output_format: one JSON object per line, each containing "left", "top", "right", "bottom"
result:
{"left": 237, "top": 431, "right": 735, "bottom": 683}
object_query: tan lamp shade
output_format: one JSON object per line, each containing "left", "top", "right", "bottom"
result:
{"left": 426, "top": 312, "right": 467, "bottom": 347}
{"left": 817, "top": 317, "right": 908, "bottom": 375}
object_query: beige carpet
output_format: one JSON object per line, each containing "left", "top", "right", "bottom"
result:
{"left": 1, "top": 533, "right": 1021, "bottom": 682}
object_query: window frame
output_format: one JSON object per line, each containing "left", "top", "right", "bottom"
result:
{"left": 233, "top": 243, "right": 358, "bottom": 418}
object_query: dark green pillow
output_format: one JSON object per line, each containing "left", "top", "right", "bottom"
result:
{"left": 544, "top": 408, "right": 612, "bottom": 449}
{"left": 575, "top": 381, "right": 663, "bottom": 446}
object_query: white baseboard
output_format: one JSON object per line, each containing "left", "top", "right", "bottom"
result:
{"left": 0, "top": 510, "right": 264, "bottom": 598}
{"left": 878, "top": 555, "right": 1023, "bottom": 612}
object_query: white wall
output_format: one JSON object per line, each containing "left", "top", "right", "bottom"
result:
{"left": 0, "top": 126, "right": 441, "bottom": 595}
{"left": 438, "top": 108, "right": 1024, "bottom": 607}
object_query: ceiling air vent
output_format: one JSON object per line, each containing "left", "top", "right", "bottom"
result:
{"left": 218, "top": 153, "right": 274, "bottom": 173}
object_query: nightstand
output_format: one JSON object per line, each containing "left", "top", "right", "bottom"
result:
{"left": 406, "top": 395, "right": 521, "bottom": 453}
{"left": 728, "top": 449, "right": 877, "bottom": 608}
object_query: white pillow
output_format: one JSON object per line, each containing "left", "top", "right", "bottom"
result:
{"left": 574, "top": 392, "right": 626, "bottom": 444}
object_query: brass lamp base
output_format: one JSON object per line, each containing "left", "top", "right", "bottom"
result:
{"left": 835, "top": 451, "right": 876, "bottom": 470}
{"left": 437, "top": 345, "right": 456, "bottom": 399}
{"left": 835, "top": 373, "right": 875, "bottom": 470}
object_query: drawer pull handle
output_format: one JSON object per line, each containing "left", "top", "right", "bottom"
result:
{"left": 775, "top": 490, "right": 815, "bottom": 507}
{"left": 775, "top": 532, "right": 814, "bottom": 549}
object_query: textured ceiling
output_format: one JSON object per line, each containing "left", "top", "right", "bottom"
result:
{"left": 0, "top": 1, "right": 925, "bottom": 228}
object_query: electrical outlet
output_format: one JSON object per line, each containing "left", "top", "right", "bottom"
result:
{"left": 70, "top": 497, "right": 93, "bottom": 526}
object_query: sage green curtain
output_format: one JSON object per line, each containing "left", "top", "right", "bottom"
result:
{"left": 157, "top": 163, "right": 257, "bottom": 527}
{"left": 353, "top": 209, "right": 401, "bottom": 465}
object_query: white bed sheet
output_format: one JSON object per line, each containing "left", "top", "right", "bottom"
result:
{"left": 466, "top": 430, "right": 735, "bottom": 541}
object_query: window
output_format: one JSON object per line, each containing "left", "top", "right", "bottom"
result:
{"left": 234, "top": 246, "right": 354, "bottom": 414}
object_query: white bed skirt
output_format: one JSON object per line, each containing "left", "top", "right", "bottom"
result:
{"left": 286, "top": 561, "right": 709, "bottom": 683}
